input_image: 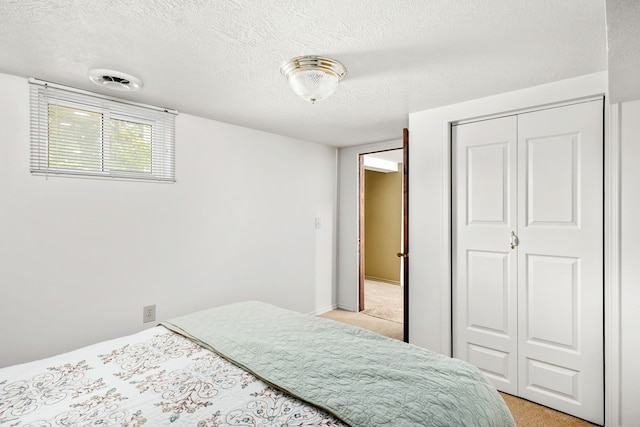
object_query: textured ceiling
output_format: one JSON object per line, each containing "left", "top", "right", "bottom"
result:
{"left": 0, "top": 0, "right": 608, "bottom": 147}
{"left": 606, "top": 0, "right": 640, "bottom": 103}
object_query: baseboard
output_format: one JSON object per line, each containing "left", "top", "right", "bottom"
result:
{"left": 364, "top": 276, "right": 401, "bottom": 286}
{"left": 307, "top": 304, "right": 338, "bottom": 316}
{"left": 336, "top": 304, "right": 357, "bottom": 312}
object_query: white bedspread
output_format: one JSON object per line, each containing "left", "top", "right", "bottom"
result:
{"left": 0, "top": 326, "right": 345, "bottom": 426}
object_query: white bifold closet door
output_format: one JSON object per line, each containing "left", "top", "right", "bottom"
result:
{"left": 452, "top": 99, "right": 603, "bottom": 425}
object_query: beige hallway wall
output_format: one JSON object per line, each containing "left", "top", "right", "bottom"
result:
{"left": 364, "top": 166, "right": 402, "bottom": 283}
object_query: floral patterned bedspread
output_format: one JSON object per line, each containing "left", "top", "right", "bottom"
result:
{"left": 0, "top": 326, "right": 345, "bottom": 426}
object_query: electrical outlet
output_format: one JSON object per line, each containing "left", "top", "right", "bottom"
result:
{"left": 143, "top": 304, "right": 156, "bottom": 323}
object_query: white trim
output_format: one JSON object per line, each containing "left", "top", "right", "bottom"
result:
{"left": 336, "top": 303, "right": 358, "bottom": 312}
{"left": 453, "top": 95, "right": 604, "bottom": 126}
{"left": 606, "top": 102, "right": 622, "bottom": 427}
{"left": 442, "top": 120, "right": 453, "bottom": 354}
{"left": 307, "top": 304, "right": 339, "bottom": 316}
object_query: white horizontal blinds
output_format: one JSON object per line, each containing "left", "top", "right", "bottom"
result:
{"left": 29, "top": 79, "right": 176, "bottom": 182}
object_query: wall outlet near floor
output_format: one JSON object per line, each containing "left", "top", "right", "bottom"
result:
{"left": 143, "top": 304, "right": 156, "bottom": 323}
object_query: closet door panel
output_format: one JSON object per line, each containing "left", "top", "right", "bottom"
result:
{"left": 525, "top": 254, "right": 578, "bottom": 348}
{"left": 517, "top": 100, "right": 603, "bottom": 425}
{"left": 467, "top": 142, "right": 510, "bottom": 224}
{"left": 467, "top": 250, "right": 510, "bottom": 334}
{"left": 525, "top": 134, "right": 578, "bottom": 226}
{"left": 452, "top": 116, "right": 518, "bottom": 394}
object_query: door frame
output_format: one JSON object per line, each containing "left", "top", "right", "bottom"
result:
{"left": 357, "top": 129, "right": 409, "bottom": 342}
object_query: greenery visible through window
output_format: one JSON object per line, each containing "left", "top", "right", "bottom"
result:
{"left": 110, "top": 119, "right": 152, "bottom": 173}
{"left": 30, "top": 79, "right": 175, "bottom": 182}
{"left": 48, "top": 104, "right": 102, "bottom": 171}
{"left": 48, "top": 105, "right": 153, "bottom": 175}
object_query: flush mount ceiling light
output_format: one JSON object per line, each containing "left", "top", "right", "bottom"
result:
{"left": 280, "top": 56, "right": 346, "bottom": 104}
{"left": 88, "top": 69, "right": 143, "bottom": 91}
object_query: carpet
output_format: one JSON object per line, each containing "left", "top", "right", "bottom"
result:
{"left": 499, "top": 393, "right": 596, "bottom": 426}
{"left": 319, "top": 309, "right": 403, "bottom": 341}
{"left": 362, "top": 280, "right": 403, "bottom": 323}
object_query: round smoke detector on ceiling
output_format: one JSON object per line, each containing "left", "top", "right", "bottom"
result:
{"left": 88, "top": 69, "right": 143, "bottom": 91}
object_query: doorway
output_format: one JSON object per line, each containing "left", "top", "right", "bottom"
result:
{"left": 358, "top": 130, "right": 409, "bottom": 341}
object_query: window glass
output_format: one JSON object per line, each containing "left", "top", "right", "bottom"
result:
{"left": 48, "top": 104, "right": 102, "bottom": 171}
{"left": 109, "top": 119, "right": 152, "bottom": 173}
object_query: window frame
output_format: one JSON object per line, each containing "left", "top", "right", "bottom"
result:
{"left": 30, "top": 78, "right": 177, "bottom": 182}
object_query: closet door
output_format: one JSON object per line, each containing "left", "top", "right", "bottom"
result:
{"left": 452, "top": 115, "right": 518, "bottom": 394}
{"left": 452, "top": 99, "right": 604, "bottom": 425}
{"left": 516, "top": 100, "right": 603, "bottom": 424}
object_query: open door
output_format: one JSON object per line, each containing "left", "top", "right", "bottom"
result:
{"left": 401, "top": 128, "right": 409, "bottom": 342}
{"left": 358, "top": 155, "right": 366, "bottom": 312}
{"left": 357, "top": 128, "right": 409, "bottom": 342}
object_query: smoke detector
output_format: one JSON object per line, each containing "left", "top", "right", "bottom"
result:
{"left": 88, "top": 69, "right": 143, "bottom": 91}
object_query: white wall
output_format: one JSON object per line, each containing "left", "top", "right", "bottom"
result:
{"left": 619, "top": 98, "right": 640, "bottom": 427}
{"left": 337, "top": 139, "right": 402, "bottom": 311}
{"left": 0, "top": 72, "right": 338, "bottom": 368}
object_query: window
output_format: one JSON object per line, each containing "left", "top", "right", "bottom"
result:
{"left": 30, "top": 78, "right": 176, "bottom": 182}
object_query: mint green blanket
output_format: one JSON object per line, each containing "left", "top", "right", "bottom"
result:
{"left": 161, "top": 301, "right": 515, "bottom": 427}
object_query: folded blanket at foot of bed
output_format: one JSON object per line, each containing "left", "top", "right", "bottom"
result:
{"left": 162, "top": 301, "right": 516, "bottom": 427}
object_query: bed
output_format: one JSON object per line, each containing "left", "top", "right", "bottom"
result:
{"left": 0, "top": 301, "right": 515, "bottom": 426}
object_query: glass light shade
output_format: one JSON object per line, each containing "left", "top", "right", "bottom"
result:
{"left": 287, "top": 69, "right": 339, "bottom": 103}
{"left": 280, "top": 56, "right": 346, "bottom": 104}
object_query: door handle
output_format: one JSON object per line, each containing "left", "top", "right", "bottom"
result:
{"left": 510, "top": 231, "right": 519, "bottom": 250}
{"left": 397, "top": 252, "right": 407, "bottom": 258}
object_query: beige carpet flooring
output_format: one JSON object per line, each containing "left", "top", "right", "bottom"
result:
{"left": 318, "top": 308, "right": 596, "bottom": 427}
{"left": 361, "top": 279, "right": 403, "bottom": 323}
{"left": 500, "top": 393, "right": 596, "bottom": 426}
{"left": 319, "top": 308, "right": 403, "bottom": 341}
